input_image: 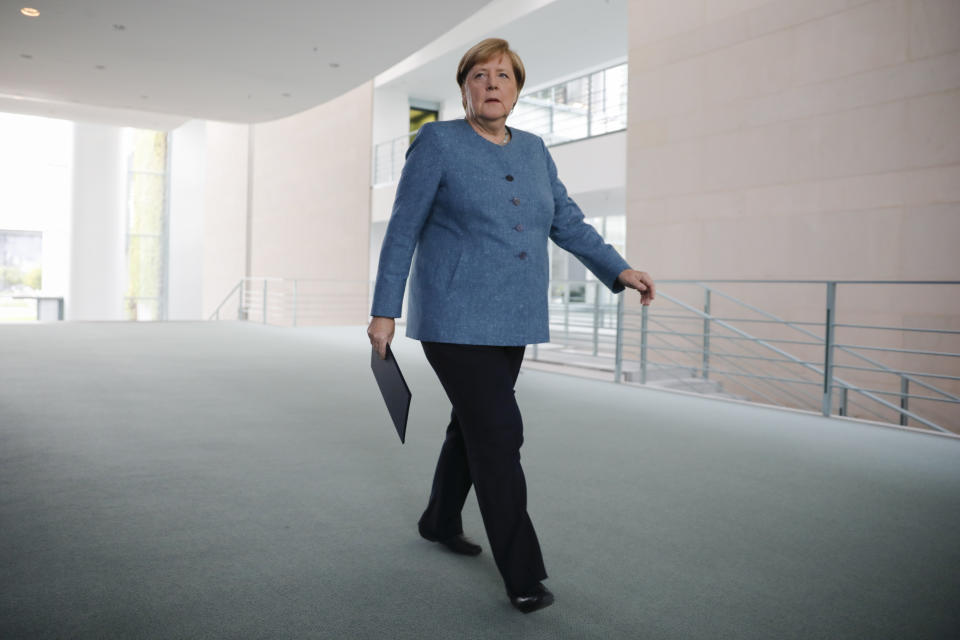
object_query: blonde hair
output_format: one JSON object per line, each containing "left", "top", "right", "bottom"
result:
{"left": 456, "top": 38, "right": 526, "bottom": 94}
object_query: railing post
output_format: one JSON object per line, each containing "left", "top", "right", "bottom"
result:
{"left": 900, "top": 377, "right": 909, "bottom": 426}
{"left": 549, "top": 87, "right": 555, "bottom": 138}
{"left": 839, "top": 387, "right": 849, "bottom": 417}
{"left": 614, "top": 292, "right": 624, "bottom": 383}
{"left": 262, "top": 279, "right": 268, "bottom": 325}
{"left": 395, "top": 137, "right": 403, "bottom": 182}
{"left": 238, "top": 279, "right": 245, "bottom": 320}
{"left": 592, "top": 281, "right": 600, "bottom": 357}
{"left": 292, "top": 279, "right": 298, "bottom": 328}
{"left": 586, "top": 73, "right": 593, "bottom": 138}
{"left": 822, "top": 281, "right": 837, "bottom": 417}
{"left": 702, "top": 288, "right": 711, "bottom": 380}
{"left": 640, "top": 304, "right": 649, "bottom": 384}
{"left": 563, "top": 283, "right": 570, "bottom": 340}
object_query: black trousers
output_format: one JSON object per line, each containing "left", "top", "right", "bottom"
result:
{"left": 418, "top": 341, "right": 547, "bottom": 596}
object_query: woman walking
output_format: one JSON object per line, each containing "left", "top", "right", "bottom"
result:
{"left": 368, "top": 38, "right": 655, "bottom": 613}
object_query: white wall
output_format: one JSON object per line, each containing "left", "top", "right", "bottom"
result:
{"left": 372, "top": 87, "right": 410, "bottom": 146}
{"left": 371, "top": 182, "right": 397, "bottom": 224}
{"left": 250, "top": 81, "right": 374, "bottom": 324}
{"left": 549, "top": 131, "right": 627, "bottom": 197}
{"left": 201, "top": 80, "right": 376, "bottom": 326}
{"left": 0, "top": 113, "right": 73, "bottom": 299}
{"left": 167, "top": 120, "right": 207, "bottom": 320}
{"left": 439, "top": 95, "right": 465, "bottom": 122}
{"left": 68, "top": 122, "right": 125, "bottom": 320}
{"left": 625, "top": 0, "right": 960, "bottom": 425}
{"left": 201, "top": 122, "right": 250, "bottom": 318}
{"left": 626, "top": 0, "right": 960, "bottom": 282}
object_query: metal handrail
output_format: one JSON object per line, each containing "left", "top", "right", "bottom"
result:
{"left": 644, "top": 319, "right": 790, "bottom": 407}
{"left": 835, "top": 344, "right": 960, "bottom": 358}
{"left": 684, "top": 281, "right": 960, "bottom": 429}
{"left": 372, "top": 133, "right": 411, "bottom": 185}
{"left": 832, "top": 364, "right": 960, "bottom": 382}
{"left": 658, "top": 292, "right": 832, "bottom": 410}
{"left": 835, "top": 323, "right": 960, "bottom": 335}
{"left": 209, "top": 280, "right": 243, "bottom": 320}
{"left": 209, "top": 276, "right": 959, "bottom": 434}
{"left": 644, "top": 330, "right": 823, "bottom": 347}
{"left": 645, "top": 345, "right": 821, "bottom": 366}
{"left": 534, "top": 279, "right": 959, "bottom": 434}
{"left": 210, "top": 277, "right": 370, "bottom": 326}
{"left": 666, "top": 285, "right": 952, "bottom": 433}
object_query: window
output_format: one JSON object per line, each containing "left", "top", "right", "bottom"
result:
{"left": 549, "top": 215, "right": 625, "bottom": 305}
{"left": 0, "top": 230, "right": 42, "bottom": 293}
{"left": 0, "top": 230, "right": 42, "bottom": 321}
{"left": 123, "top": 129, "right": 169, "bottom": 321}
{"left": 0, "top": 112, "right": 71, "bottom": 322}
{"left": 409, "top": 107, "right": 438, "bottom": 142}
{"left": 511, "top": 63, "right": 628, "bottom": 145}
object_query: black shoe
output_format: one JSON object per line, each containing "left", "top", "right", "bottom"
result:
{"left": 437, "top": 534, "right": 482, "bottom": 556}
{"left": 510, "top": 583, "right": 554, "bottom": 614}
{"left": 419, "top": 526, "right": 483, "bottom": 556}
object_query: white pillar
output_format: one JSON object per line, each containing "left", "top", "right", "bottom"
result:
{"left": 68, "top": 123, "right": 125, "bottom": 320}
{"left": 168, "top": 120, "right": 206, "bottom": 320}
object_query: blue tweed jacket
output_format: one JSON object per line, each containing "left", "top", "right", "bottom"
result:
{"left": 371, "top": 118, "right": 631, "bottom": 346}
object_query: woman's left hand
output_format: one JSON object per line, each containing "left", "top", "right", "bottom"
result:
{"left": 617, "top": 269, "right": 656, "bottom": 305}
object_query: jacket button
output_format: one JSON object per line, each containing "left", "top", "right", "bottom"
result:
{"left": 514, "top": 224, "right": 523, "bottom": 232}
{"left": 506, "top": 175, "right": 514, "bottom": 182}
{"left": 517, "top": 251, "right": 527, "bottom": 259}
{"left": 511, "top": 197, "right": 520, "bottom": 206}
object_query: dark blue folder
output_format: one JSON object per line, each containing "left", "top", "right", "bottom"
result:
{"left": 371, "top": 344, "right": 411, "bottom": 443}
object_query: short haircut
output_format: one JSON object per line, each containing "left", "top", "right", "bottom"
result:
{"left": 456, "top": 38, "right": 526, "bottom": 94}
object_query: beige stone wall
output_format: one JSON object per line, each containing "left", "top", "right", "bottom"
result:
{"left": 250, "top": 81, "right": 374, "bottom": 325}
{"left": 626, "top": 0, "right": 960, "bottom": 430}
{"left": 202, "top": 121, "right": 250, "bottom": 319}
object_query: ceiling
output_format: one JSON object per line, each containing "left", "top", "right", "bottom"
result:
{"left": 377, "top": 0, "right": 627, "bottom": 104}
{"left": 0, "top": 0, "right": 493, "bottom": 129}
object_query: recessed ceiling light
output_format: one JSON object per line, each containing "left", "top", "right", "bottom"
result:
{"left": 113, "top": 24, "right": 126, "bottom": 31}
{"left": 329, "top": 62, "right": 340, "bottom": 68}
{"left": 20, "top": 53, "right": 33, "bottom": 59}
{"left": 281, "top": 93, "right": 291, "bottom": 98}
{"left": 21, "top": 7, "right": 39, "bottom": 17}
{"left": 95, "top": 65, "right": 106, "bottom": 70}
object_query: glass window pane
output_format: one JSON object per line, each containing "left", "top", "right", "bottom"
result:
{"left": 126, "top": 235, "right": 162, "bottom": 299}
{"left": 128, "top": 173, "right": 166, "bottom": 234}
{"left": 131, "top": 130, "right": 167, "bottom": 173}
{"left": 605, "top": 215, "right": 626, "bottom": 251}
{"left": 123, "top": 128, "right": 168, "bottom": 320}
{"left": 124, "top": 297, "right": 159, "bottom": 321}
{"left": 409, "top": 107, "right": 438, "bottom": 142}
{"left": 591, "top": 65, "right": 628, "bottom": 135}
{"left": 0, "top": 297, "right": 36, "bottom": 321}
{"left": 0, "top": 230, "right": 42, "bottom": 294}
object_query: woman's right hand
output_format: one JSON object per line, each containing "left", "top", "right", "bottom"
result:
{"left": 367, "top": 316, "right": 395, "bottom": 360}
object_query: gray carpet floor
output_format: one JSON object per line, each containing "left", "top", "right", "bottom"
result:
{"left": 1, "top": 321, "right": 958, "bottom": 640}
